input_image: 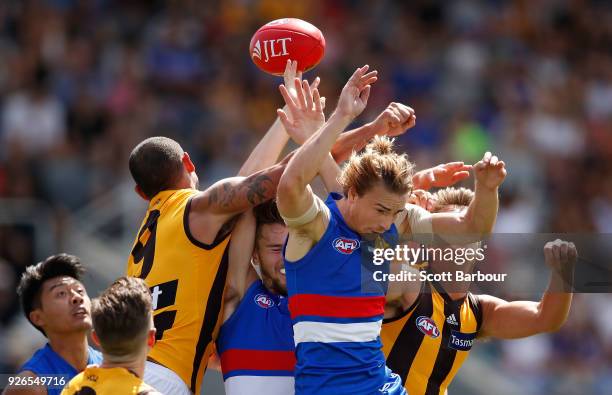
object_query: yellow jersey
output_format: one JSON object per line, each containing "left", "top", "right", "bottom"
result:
{"left": 126, "top": 189, "right": 230, "bottom": 394}
{"left": 61, "top": 366, "right": 158, "bottom": 395}
{"left": 381, "top": 281, "right": 483, "bottom": 395}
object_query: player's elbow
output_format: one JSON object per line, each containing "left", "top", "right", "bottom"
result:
{"left": 278, "top": 170, "right": 305, "bottom": 201}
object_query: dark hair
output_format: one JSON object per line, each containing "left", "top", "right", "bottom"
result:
{"left": 17, "top": 254, "right": 85, "bottom": 336}
{"left": 128, "top": 137, "right": 185, "bottom": 199}
{"left": 92, "top": 277, "right": 152, "bottom": 357}
{"left": 253, "top": 200, "right": 284, "bottom": 239}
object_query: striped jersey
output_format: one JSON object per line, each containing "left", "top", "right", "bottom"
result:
{"left": 126, "top": 189, "right": 230, "bottom": 394}
{"left": 217, "top": 280, "right": 296, "bottom": 395}
{"left": 381, "top": 280, "right": 483, "bottom": 395}
{"left": 284, "top": 193, "right": 397, "bottom": 395}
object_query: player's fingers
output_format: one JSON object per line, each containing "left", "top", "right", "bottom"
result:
{"left": 444, "top": 162, "right": 466, "bottom": 170}
{"left": 311, "top": 76, "right": 321, "bottom": 90}
{"left": 294, "top": 78, "right": 307, "bottom": 109}
{"left": 483, "top": 151, "right": 492, "bottom": 164}
{"left": 283, "top": 59, "right": 292, "bottom": 78}
{"left": 313, "top": 88, "right": 322, "bottom": 112}
{"left": 451, "top": 171, "right": 471, "bottom": 182}
{"left": 302, "top": 79, "right": 314, "bottom": 110}
{"left": 394, "top": 105, "right": 412, "bottom": 122}
{"left": 490, "top": 156, "right": 499, "bottom": 166}
{"left": 348, "top": 66, "right": 366, "bottom": 85}
{"left": 320, "top": 96, "right": 326, "bottom": 110}
{"left": 360, "top": 85, "right": 371, "bottom": 104}
{"left": 360, "top": 71, "right": 378, "bottom": 87}
{"left": 559, "top": 241, "right": 569, "bottom": 264}
{"left": 497, "top": 160, "right": 506, "bottom": 169}
{"left": 568, "top": 242, "right": 577, "bottom": 261}
{"left": 279, "top": 84, "right": 298, "bottom": 110}
{"left": 277, "top": 108, "right": 291, "bottom": 127}
{"left": 552, "top": 240, "right": 561, "bottom": 262}
{"left": 544, "top": 242, "right": 554, "bottom": 264}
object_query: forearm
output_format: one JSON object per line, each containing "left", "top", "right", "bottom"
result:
{"left": 238, "top": 113, "right": 290, "bottom": 176}
{"left": 537, "top": 271, "right": 573, "bottom": 332}
{"left": 283, "top": 113, "right": 352, "bottom": 189}
{"left": 318, "top": 154, "right": 343, "bottom": 194}
{"left": 331, "top": 121, "right": 379, "bottom": 162}
{"left": 465, "top": 182, "right": 498, "bottom": 235}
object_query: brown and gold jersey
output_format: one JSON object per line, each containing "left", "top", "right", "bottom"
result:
{"left": 381, "top": 281, "right": 483, "bottom": 395}
{"left": 127, "top": 189, "right": 230, "bottom": 394}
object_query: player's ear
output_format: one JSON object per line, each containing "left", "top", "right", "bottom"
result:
{"left": 347, "top": 187, "right": 357, "bottom": 201}
{"left": 91, "top": 331, "right": 101, "bottom": 347}
{"left": 29, "top": 309, "right": 45, "bottom": 329}
{"left": 134, "top": 185, "right": 149, "bottom": 201}
{"left": 182, "top": 152, "right": 196, "bottom": 173}
{"left": 147, "top": 328, "right": 157, "bottom": 348}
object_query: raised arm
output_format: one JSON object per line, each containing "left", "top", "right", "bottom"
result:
{"left": 399, "top": 152, "right": 506, "bottom": 239}
{"left": 276, "top": 65, "right": 377, "bottom": 220}
{"left": 331, "top": 102, "right": 416, "bottom": 163}
{"left": 478, "top": 240, "right": 576, "bottom": 339}
{"left": 188, "top": 151, "right": 293, "bottom": 245}
{"left": 223, "top": 209, "right": 258, "bottom": 321}
{"left": 238, "top": 60, "right": 308, "bottom": 176}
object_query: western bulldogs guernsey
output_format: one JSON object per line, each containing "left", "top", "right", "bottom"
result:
{"left": 284, "top": 193, "right": 406, "bottom": 395}
{"left": 217, "top": 280, "right": 296, "bottom": 395}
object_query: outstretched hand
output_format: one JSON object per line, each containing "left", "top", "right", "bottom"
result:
{"left": 335, "top": 65, "right": 378, "bottom": 120}
{"left": 277, "top": 74, "right": 325, "bottom": 145}
{"left": 413, "top": 162, "right": 473, "bottom": 191}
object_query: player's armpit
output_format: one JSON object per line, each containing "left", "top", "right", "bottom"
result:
{"left": 2, "top": 371, "right": 47, "bottom": 395}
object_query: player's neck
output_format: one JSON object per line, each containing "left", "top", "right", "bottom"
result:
{"left": 48, "top": 331, "right": 90, "bottom": 371}
{"left": 335, "top": 199, "right": 360, "bottom": 233}
{"left": 101, "top": 355, "right": 146, "bottom": 379}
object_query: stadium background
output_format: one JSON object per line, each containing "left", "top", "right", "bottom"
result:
{"left": 0, "top": 0, "right": 611, "bottom": 394}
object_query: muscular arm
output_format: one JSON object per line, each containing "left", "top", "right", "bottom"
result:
{"left": 331, "top": 102, "right": 416, "bottom": 163}
{"left": 224, "top": 210, "right": 259, "bottom": 321}
{"left": 478, "top": 240, "right": 576, "bottom": 339}
{"left": 188, "top": 152, "right": 293, "bottom": 245}
{"left": 398, "top": 152, "right": 505, "bottom": 241}
{"left": 2, "top": 371, "right": 47, "bottom": 395}
{"left": 277, "top": 65, "right": 376, "bottom": 221}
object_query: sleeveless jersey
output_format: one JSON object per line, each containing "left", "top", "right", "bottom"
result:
{"left": 382, "top": 280, "right": 483, "bottom": 395}
{"left": 216, "top": 280, "right": 295, "bottom": 395}
{"left": 126, "top": 189, "right": 230, "bottom": 394}
{"left": 61, "top": 366, "right": 157, "bottom": 395}
{"left": 19, "top": 343, "right": 102, "bottom": 395}
{"left": 284, "top": 193, "right": 399, "bottom": 395}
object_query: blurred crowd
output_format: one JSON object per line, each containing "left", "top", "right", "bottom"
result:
{"left": 0, "top": 0, "right": 610, "bottom": 394}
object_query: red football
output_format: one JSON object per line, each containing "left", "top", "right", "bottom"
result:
{"left": 249, "top": 18, "right": 325, "bottom": 76}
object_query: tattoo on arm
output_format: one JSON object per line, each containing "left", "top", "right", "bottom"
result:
{"left": 208, "top": 174, "right": 275, "bottom": 212}
{"left": 246, "top": 175, "right": 273, "bottom": 205}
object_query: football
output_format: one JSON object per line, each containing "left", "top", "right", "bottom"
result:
{"left": 249, "top": 18, "right": 325, "bottom": 75}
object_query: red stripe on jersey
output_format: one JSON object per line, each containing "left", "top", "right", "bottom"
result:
{"left": 220, "top": 349, "right": 296, "bottom": 373}
{"left": 288, "top": 294, "right": 385, "bottom": 320}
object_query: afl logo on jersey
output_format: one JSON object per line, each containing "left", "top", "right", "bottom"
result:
{"left": 416, "top": 316, "right": 440, "bottom": 338}
{"left": 333, "top": 237, "right": 360, "bottom": 254}
{"left": 254, "top": 294, "right": 275, "bottom": 309}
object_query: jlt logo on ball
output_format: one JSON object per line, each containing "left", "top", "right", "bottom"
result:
{"left": 252, "top": 38, "right": 292, "bottom": 63}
